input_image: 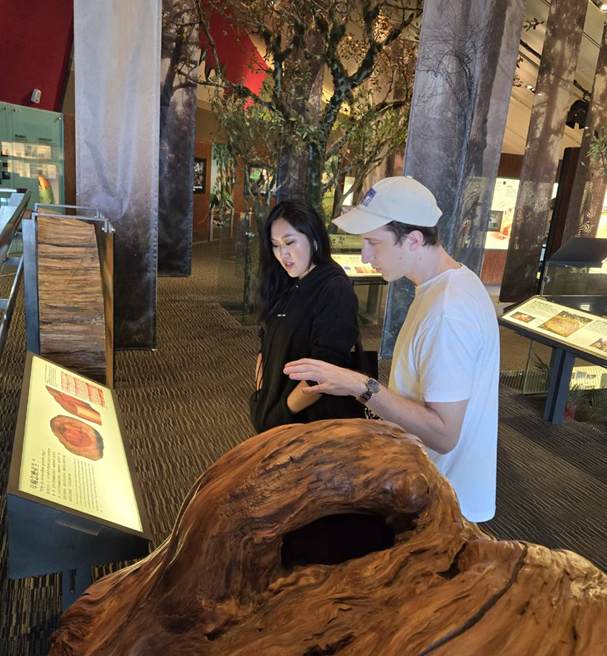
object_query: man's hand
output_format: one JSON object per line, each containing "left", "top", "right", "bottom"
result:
{"left": 284, "top": 359, "right": 367, "bottom": 397}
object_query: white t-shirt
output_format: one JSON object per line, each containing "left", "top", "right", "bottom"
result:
{"left": 389, "top": 265, "right": 500, "bottom": 522}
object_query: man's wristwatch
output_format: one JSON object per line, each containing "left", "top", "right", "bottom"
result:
{"left": 356, "top": 377, "right": 380, "bottom": 404}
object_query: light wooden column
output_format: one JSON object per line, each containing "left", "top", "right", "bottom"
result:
{"left": 382, "top": 0, "right": 526, "bottom": 356}
{"left": 562, "top": 22, "right": 607, "bottom": 244}
{"left": 499, "top": 0, "right": 587, "bottom": 303}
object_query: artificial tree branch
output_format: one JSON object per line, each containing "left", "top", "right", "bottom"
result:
{"left": 325, "top": 99, "right": 407, "bottom": 160}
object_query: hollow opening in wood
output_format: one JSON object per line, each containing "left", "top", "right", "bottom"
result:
{"left": 281, "top": 513, "right": 396, "bottom": 568}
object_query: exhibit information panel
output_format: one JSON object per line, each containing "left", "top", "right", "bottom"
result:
{"left": 332, "top": 253, "right": 382, "bottom": 278}
{"left": 18, "top": 355, "right": 142, "bottom": 532}
{"left": 501, "top": 296, "right": 607, "bottom": 361}
{"left": 329, "top": 234, "right": 363, "bottom": 251}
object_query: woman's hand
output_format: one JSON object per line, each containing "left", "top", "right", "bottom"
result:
{"left": 284, "top": 359, "right": 367, "bottom": 398}
{"left": 255, "top": 353, "right": 263, "bottom": 390}
{"left": 286, "top": 380, "right": 321, "bottom": 413}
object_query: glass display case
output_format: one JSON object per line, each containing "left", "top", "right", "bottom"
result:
{"left": 524, "top": 237, "right": 607, "bottom": 395}
{"left": 500, "top": 237, "right": 607, "bottom": 423}
{"left": 217, "top": 212, "right": 258, "bottom": 325}
{"left": 329, "top": 233, "right": 387, "bottom": 325}
{"left": 540, "top": 237, "right": 607, "bottom": 315}
{"left": 0, "top": 103, "right": 65, "bottom": 209}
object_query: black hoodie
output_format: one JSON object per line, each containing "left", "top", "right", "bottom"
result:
{"left": 250, "top": 260, "right": 365, "bottom": 433}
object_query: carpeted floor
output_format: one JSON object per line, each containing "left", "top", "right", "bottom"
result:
{"left": 1, "top": 241, "right": 606, "bottom": 655}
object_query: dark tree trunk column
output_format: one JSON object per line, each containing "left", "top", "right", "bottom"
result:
{"left": 561, "top": 23, "right": 607, "bottom": 244}
{"left": 381, "top": 0, "right": 526, "bottom": 357}
{"left": 158, "top": 1, "right": 199, "bottom": 277}
{"left": 384, "top": 39, "right": 418, "bottom": 179}
{"left": 499, "top": 0, "right": 587, "bottom": 303}
{"left": 276, "top": 32, "right": 325, "bottom": 205}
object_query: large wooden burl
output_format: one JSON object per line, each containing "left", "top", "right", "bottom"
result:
{"left": 49, "top": 420, "right": 607, "bottom": 655}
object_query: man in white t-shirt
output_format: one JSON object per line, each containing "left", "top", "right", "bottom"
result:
{"left": 284, "top": 176, "right": 500, "bottom": 522}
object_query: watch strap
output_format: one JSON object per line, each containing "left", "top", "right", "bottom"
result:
{"left": 356, "top": 377, "right": 379, "bottom": 404}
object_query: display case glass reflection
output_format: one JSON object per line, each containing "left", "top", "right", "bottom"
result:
{"left": 0, "top": 104, "right": 64, "bottom": 207}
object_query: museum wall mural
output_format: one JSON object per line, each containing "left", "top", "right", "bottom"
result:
{"left": 158, "top": 0, "right": 199, "bottom": 277}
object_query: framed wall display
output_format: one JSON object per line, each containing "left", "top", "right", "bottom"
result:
{"left": 193, "top": 157, "right": 206, "bottom": 194}
{"left": 483, "top": 177, "right": 519, "bottom": 250}
{"left": 487, "top": 209, "right": 503, "bottom": 232}
{"left": 7, "top": 352, "right": 151, "bottom": 581}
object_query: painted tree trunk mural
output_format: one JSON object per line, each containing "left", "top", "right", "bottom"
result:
{"left": 158, "top": 0, "right": 199, "bottom": 276}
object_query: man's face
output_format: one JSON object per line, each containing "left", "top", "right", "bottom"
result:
{"left": 360, "top": 225, "right": 411, "bottom": 282}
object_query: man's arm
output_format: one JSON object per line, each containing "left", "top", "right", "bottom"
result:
{"left": 283, "top": 359, "right": 467, "bottom": 454}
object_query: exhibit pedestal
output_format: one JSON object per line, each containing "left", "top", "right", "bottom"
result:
{"left": 7, "top": 353, "right": 152, "bottom": 609}
{"left": 500, "top": 295, "right": 607, "bottom": 424}
{"left": 62, "top": 568, "right": 93, "bottom": 612}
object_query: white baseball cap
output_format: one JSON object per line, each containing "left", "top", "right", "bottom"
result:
{"left": 332, "top": 176, "right": 442, "bottom": 234}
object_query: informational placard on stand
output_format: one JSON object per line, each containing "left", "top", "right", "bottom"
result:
{"left": 501, "top": 296, "right": 607, "bottom": 362}
{"left": 17, "top": 354, "right": 142, "bottom": 531}
{"left": 8, "top": 353, "right": 151, "bottom": 583}
{"left": 332, "top": 253, "right": 383, "bottom": 279}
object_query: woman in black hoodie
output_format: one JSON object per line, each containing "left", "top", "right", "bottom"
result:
{"left": 250, "top": 200, "right": 365, "bottom": 433}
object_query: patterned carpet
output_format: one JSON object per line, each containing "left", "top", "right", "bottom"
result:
{"left": 0, "top": 241, "right": 606, "bottom": 655}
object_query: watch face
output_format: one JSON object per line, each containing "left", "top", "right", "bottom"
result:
{"left": 367, "top": 378, "right": 380, "bottom": 394}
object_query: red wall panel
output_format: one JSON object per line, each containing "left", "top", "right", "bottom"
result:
{"left": 200, "top": 12, "right": 266, "bottom": 95}
{"left": 0, "top": 0, "right": 73, "bottom": 111}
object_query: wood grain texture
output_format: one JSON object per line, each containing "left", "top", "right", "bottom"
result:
{"left": 37, "top": 215, "right": 107, "bottom": 384}
{"left": 48, "top": 419, "right": 607, "bottom": 655}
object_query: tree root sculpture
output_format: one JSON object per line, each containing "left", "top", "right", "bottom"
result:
{"left": 48, "top": 419, "right": 607, "bottom": 655}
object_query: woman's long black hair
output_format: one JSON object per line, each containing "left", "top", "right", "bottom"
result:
{"left": 257, "top": 200, "right": 332, "bottom": 323}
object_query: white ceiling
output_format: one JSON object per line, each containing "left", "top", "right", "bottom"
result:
{"left": 502, "top": 0, "right": 605, "bottom": 154}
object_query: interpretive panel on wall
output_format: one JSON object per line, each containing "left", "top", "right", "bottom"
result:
{"left": 333, "top": 253, "right": 382, "bottom": 278}
{"left": 16, "top": 354, "right": 143, "bottom": 532}
{"left": 484, "top": 178, "right": 559, "bottom": 250}
{"left": 329, "top": 234, "right": 363, "bottom": 251}
{"left": 501, "top": 296, "right": 607, "bottom": 361}
{"left": 484, "top": 177, "right": 519, "bottom": 250}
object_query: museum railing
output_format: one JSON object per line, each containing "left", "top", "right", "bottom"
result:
{"left": 0, "top": 188, "right": 31, "bottom": 359}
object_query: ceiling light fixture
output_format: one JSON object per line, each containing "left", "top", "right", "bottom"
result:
{"left": 601, "top": 3, "right": 607, "bottom": 11}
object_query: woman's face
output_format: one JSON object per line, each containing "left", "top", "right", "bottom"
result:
{"left": 270, "top": 217, "right": 315, "bottom": 279}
